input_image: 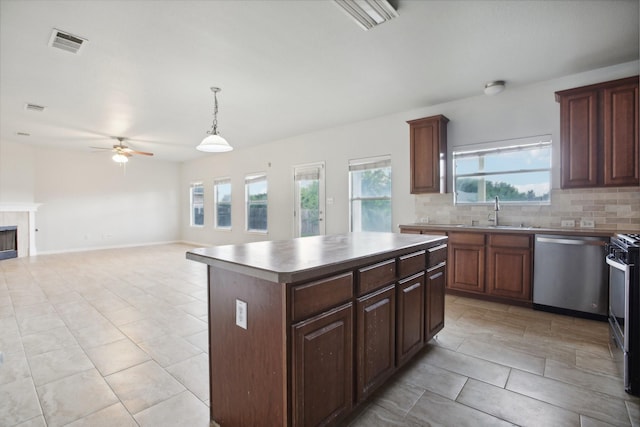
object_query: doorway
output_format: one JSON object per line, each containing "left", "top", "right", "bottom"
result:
{"left": 293, "top": 162, "right": 325, "bottom": 237}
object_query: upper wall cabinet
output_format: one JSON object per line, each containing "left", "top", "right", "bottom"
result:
{"left": 408, "top": 115, "right": 449, "bottom": 194}
{"left": 555, "top": 76, "right": 639, "bottom": 189}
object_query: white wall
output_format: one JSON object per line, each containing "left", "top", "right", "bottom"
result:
{"left": 180, "top": 60, "right": 639, "bottom": 247}
{"left": 0, "top": 140, "right": 35, "bottom": 203}
{"left": 0, "top": 140, "right": 181, "bottom": 254}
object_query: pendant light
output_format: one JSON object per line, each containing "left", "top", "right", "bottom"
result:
{"left": 197, "top": 87, "right": 233, "bottom": 152}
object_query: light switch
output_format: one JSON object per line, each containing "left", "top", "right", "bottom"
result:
{"left": 236, "top": 299, "right": 247, "bottom": 329}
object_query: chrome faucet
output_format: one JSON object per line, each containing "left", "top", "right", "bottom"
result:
{"left": 489, "top": 196, "right": 500, "bottom": 226}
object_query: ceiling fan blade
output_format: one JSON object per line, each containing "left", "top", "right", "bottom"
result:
{"left": 89, "top": 146, "right": 113, "bottom": 150}
{"left": 129, "top": 150, "right": 154, "bottom": 156}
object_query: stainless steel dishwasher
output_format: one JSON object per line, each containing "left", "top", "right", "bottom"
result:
{"left": 533, "top": 234, "right": 609, "bottom": 319}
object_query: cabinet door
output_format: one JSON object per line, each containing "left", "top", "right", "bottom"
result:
{"left": 396, "top": 272, "right": 424, "bottom": 366}
{"left": 292, "top": 303, "right": 353, "bottom": 427}
{"left": 408, "top": 115, "right": 449, "bottom": 194}
{"left": 486, "top": 246, "right": 532, "bottom": 301}
{"left": 356, "top": 285, "right": 395, "bottom": 402}
{"left": 447, "top": 243, "right": 485, "bottom": 293}
{"left": 426, "top": 263, "right": 446, "bottom": 341}
{"left": 603, "top": 80, "right": 639, "bottom": 186}
{"left": 559, "top": 89, "right": 599, "bottom": 188}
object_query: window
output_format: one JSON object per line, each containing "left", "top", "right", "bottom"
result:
{"left": 190, "top": 182, "right": 204, "bottom": 226}
{"left": 453, "top": 137, "right": 551, "bottom": 204}
{"left": 349, "top": 156, "right": 392, "bottom": 232}
{"left": 245, "top": 173, "right": 267, "bottom": 232}
{"left": 214, "top": 178, "right": 231, "bottom": 229}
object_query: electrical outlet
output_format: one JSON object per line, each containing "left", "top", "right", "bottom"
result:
{"left": 561, "top": 220, "right": 575, "bottom": 228}
{"left": 236, "top": 299, "right": 247, "bottom": 329}
{"left": 580, "top": 219, "right": 595, "bottom": 228}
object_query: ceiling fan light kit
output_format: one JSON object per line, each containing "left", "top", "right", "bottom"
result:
{"left": 90, "top": 136, "right": 154, "bottom": 164}
{"left": 197, "top": 87, "right": 233, "bottom": 153}
{"left": 112, "top": 153, "right": 129, "bottom": 163}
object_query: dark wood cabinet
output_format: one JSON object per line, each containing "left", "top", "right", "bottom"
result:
{"left": 603, "top": 80, "right": 639, "bottom": 186}
{"left": 556, "top": 76, "right": 639, "bottom": 189}
{"left": 356, "top": 285, "right": 395, "bottom": 402}
{"left": 292, "top": 303, "right": 353, "bottom": 427}
{"left": 447, "top": 232, "right": 485, "bottom": 294}
{"left": 408, "top": 115, "right": 449, "bottom": 194}
{"left": 426, "top": 263, "right": 446, "bottom": 341}
{"left": 486, "top": 234, "right": 532, "bottom": 301}
{"left": 445, "top": 230, "right": 533, "bottom": 305}
{"left": 396, "top": 272, "right": 425, "bottom": 366}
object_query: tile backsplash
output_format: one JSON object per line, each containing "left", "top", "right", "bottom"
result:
{"left": 414, "top": 187, "right": 639, "bottom": 232}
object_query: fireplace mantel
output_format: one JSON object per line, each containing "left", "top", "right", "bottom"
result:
{"left": 0, "top": 203, "right": 41, "bottom": 257}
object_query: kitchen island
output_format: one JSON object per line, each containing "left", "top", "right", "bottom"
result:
{"left": 186, "top": 232, "right": 448, "bottom": 427}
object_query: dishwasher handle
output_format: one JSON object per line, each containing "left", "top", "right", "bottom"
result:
{"left": 535, "top": 236, "right": 607, "bottom": 246}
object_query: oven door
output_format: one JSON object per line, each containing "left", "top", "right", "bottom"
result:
{"left": 607, "top": 255, "right": 631, "bottom": 351}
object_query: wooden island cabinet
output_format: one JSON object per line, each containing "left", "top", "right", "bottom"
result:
{"left": 187, "top": 232, "right": 447, "bottom": 427}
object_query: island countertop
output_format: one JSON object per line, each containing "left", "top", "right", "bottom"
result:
{"left": 186, "top": 231, "right": 447, "bottom": 284}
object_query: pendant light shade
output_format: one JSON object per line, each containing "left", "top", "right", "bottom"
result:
{"left": 197, "top": 87, "right": 233, "bottom": 152}
{"left": 197, "top": 133, "right": 232, "bottom": 152}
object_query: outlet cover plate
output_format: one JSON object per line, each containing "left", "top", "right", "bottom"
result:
{"left": 236, "top": 299, "right": 247, "bottom": 329}
{"left": 580, "top": 219, "right": 595, "bottom": 228}
{"left": 561, "top": 220, "right": 575, "bottom": 227}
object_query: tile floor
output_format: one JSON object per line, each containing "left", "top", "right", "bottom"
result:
{"left": 0, "top": 243, "right": 638, "bottom": 426}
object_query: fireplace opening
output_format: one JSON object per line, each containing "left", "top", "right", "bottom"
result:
{"left": 0, "top": 226, "right": 18, "bottom": 260}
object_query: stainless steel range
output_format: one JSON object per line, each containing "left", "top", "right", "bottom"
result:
{"left": 607, "top": 233, "right": 640, "bottom": 396}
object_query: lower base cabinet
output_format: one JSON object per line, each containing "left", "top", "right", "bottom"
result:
{"left": 396, "top": 272, "right": 425, "bottom": 366}
{"left": 292, "top": 303, "right": 353, "bottom": 427}
{"left": 356, "top": 285, "right": 396, "bottom": 401}
{"left": 426, "top": 263, "right": 446, "bottom": 341}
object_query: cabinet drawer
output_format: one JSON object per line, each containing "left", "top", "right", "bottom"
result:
{"left": 358, "top": 259, "right": 396, "bottom": 296}
{"left": 427, "top": 243, "right": 447, "bottom": 268}
{"left": 448, "top": 232, "right": 485, "bottom": 245}
{"left": 398, "top": 250, "right": 426, "bottom": 278}
{"left": 489, "top": 234, "right": 531, "bottom": 249}
{"left": 292, "top": 272, "right": 353, "bottom": 322}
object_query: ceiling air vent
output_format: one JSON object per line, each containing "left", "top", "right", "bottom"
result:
{"left": 48, "top": 29, "right": 87, "bottom": 54}
{"left": 25, "top": 103, "right": 45, "bottom": 112}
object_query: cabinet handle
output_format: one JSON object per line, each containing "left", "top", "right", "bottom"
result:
{"left": 427, "top": 261, "right": 446, "bottom": 272}
{"left": 428, "top": 244, "right": 447, "bottom": 252}
{"left": 403, "top": 282, "right": 422, "bottom": 293}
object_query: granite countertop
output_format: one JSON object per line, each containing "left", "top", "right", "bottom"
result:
{"left": 399, "top": 223, "right": 620, "bottom": 237}
{"left": 186, "top": 232, "right": 447, "bottom": 284}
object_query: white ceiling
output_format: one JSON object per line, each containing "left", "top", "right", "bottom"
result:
{"left": 1, "top": 0, "right": 638, "bottom": 162}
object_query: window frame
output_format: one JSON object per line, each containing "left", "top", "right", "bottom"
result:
{"left": 213, "top": 177, "right": 232, "bottom": 230}
{"left": 245, "top": 172, "right": 268, "bottom": 234}
{"left": 452, "top": 137, "right": 552, "bottom": 206}
{"left": 189, "top": 182, "right": 205, "bottom": 227}
{"left": 348, "top": 155, "right": 392, "bottom": 233}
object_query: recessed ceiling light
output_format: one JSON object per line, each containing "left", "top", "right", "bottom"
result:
{"left": 334, "top": 0, "right": 398, "bottom": 30}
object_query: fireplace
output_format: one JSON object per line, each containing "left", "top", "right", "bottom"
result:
{"left": 0, "top": 226, "right": 18, "bottom": 260}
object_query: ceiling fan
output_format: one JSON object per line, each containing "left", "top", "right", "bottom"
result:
{"left": 91, "top": 137, "right": 154, "bottom": 163}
